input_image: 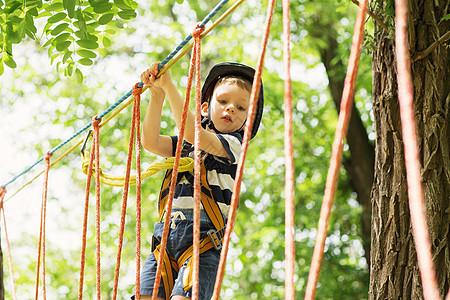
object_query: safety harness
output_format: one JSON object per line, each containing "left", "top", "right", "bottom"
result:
{"left": 152, "top": 143, "right": 227, "bottom": 298}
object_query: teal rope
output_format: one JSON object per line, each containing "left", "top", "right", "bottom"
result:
{"left": 1, "top": 0, "right": 229, "bottom": 189}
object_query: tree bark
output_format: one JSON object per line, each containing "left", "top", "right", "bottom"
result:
{"left": 369, "top": 0, "right": 449, "bottom": 298}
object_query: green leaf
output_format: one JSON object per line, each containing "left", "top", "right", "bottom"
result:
{"left": 5, "top": 1, "right": 22, "bottom": 14}
{"left": 78, "top": 57, "right": 93, "bottom": 66}
{"left": 114, "top": 18, "right": 124, "bottom": 28}
{"left": 56, "top": 40, "right": 71, "bottom": 51}
{"left": 104, "top": 28, "right": 116, "bottom": 34}
{"left": 76, "top": 8, "right": 87, "bottom": 38}
{"left": 98, "top": 13, "right": 114, "bottom": 25}
{"left": 25, "top": 13, "right": 37, "bottom": 34}
{"left": 75, "top": 67, "right": 84, "bottom": 82}
{"left": 54, "top": 32, "right": 71, "bottom": 43}
{"left": 66, "top": 62, "right": 73, "bottom": 76}
{"left": 18, "top": 22, "right": 27, "bottom": 40}
{"left": 0, "top": 61, "right": 4, "bottom": 75}
{"left": 77, "top": 49, "right": 97, "bottom": 58}
{"left": 114, "top": 0, "right": 131, "bottom": 10}
{"left": 51, "top": 53, "right": 59, "bottom": 64}
{"left": 63, "top": 50, "right": 72, "bottom": 63}
{"left": 2, "top": 52, "right": 17, "bottom": 69}
{"left": 76, "top": 39, "right": 98, "bottom": 49}
{"left": 102, "top": 36, "right": 111, "bottom": 47}
{"left": 51, "top": 23, "right": 70, "bottom": 35}
{"left": 124, "top": 0, "right": 138, "bottom": 9}
{"left": 118, "top": 9, "right": 136, "bottom": 20}
{"left": 48, "top": 12, "right": 67, "bottom": 23}
{"left": 45, "top": 2, "right": 64, "bottom": 12}
{"left": 441, "top": 14, "right": 450, "bottom": 21}
{"left": 27, "top": 7, "right": 39, "bottom": 16}
{"left": 93, "top": 2, "right": 113, "bottom": 14}
{"left": 67, "top": 0, "right": 76, "bottom": 18}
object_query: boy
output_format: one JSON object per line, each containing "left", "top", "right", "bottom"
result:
{"left": 136, "top": 62, "right": 264, "bottom": 300}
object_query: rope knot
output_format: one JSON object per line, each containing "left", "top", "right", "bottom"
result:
{"left": 92, "top": 116, "right": 101, "bottom": 128}
{"left": 132, "top": 83, "right": 143, "bottom": 97}
{"left": 0, "top": 187, "right": 6, "bottom": 199}
{"left": 44, "top": 151, "right": 53, "bottom": 160}
{"left": 192, "top": 22, "right": 205, "bottom": 38}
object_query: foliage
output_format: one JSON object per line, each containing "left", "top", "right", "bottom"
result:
{"left": 1, "top": 0, "right": 373, "bottom": 298}
{"left": 0, "top": 0, "right": 139, "bottom": 77}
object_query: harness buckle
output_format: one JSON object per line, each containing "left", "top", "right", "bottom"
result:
{"left": 207, "top": 229, "right": 222, "bottom": 250}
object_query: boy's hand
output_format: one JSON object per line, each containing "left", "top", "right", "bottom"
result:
{"left": 140, "top": 62, "right": 173, "bottom": 92}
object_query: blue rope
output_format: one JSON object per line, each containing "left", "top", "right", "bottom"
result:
{"left": 2, "top": 0, "right": 230, "bottom": 189}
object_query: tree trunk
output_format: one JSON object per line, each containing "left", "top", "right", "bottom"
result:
{"left": 369, "top": 0, "right": 449, "bottom": 298}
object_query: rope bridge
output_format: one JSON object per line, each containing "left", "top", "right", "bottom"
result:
{"left": 0, "top": 0, "right": 444, "bottom": 299}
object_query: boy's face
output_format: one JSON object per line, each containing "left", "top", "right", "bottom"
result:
{"left": 201, "top": 82, "right": 251, "bottom": 134}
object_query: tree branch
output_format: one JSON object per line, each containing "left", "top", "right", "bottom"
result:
{"left": 413, "top": 30, "right": 450, "bottom": 61}
{"left": 350, "top": 0, "right": 389, "bottom": 33}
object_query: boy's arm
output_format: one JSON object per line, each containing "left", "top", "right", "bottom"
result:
{"left": 141, "top": 70, "right": 173, "bottom": 158}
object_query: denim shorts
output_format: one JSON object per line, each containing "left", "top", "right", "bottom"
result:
{"left": 133, "top": 209, "right": 222, "bottom": 299}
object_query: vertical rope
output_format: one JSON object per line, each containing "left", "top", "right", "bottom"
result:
{"left": 112, "top": 84, "right": 139, "bottom": 300}
{"left": 191, "top": 23, "right": 205, "bottom": 299}
{"left": 212, "top": 1, "right": 275, "bottom": 298}
{"left": 134, "top": 84, "right": 143, "bottom": 299}
{"left": 78, "top": 131, "right": 97, "bottom": 299}
{"left": 92, "top": 116, "right": 102, "bottom": 300}
{"left": 151, "top": 30, "right": 198, "bottom": 300}
{"left": 0, "top": 188, "right": 18, "bottom": 300}
{"left": 282, "top": 0, "right": 295, "bottom": 299}
{"left": 304, "top": 0, "right": 367, "bottom": 298}
{"left": 35, "top": 152, "right": 52, "bottom": 300}
{"left": 394, "top": 0, "right": 440, "bottom": 299}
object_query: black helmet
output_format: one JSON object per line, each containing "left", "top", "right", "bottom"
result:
{"left": 201, "top": 62, "right": 264, "bottom": 139}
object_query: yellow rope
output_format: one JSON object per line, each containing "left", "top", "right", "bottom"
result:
{"left": 81, "top": 152, "right": 194, "bottom": 187}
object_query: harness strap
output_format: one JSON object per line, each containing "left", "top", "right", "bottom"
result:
{"left": 158, "top": 154, "right": 225, "bottom": 232}
{"left": 152, "top": 243, "right": 177, "bottom": 299}
{"left": 156, "top": 148, "right": 228, "bottom": 295}
{"left": 152, "top": 232, "right": 220, "bottom": 298}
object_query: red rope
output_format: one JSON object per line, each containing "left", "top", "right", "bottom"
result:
{"left": 282, "top": 0, "right": 295, "bottom": 298}
{"left": 394, "top": 0, "right": 440, "bottom": 299}
{"left": 35, "top": 151, "right": 52, "bottom": 300}
{"left": 111, "top": 84, "right": 140, "bottom": 300}
{"left": 92, "top": 116, "right": 102, "bottom": 300}
{"left": 0, "top": 188, "right": 18, "bottom": 300}
{"left": 78, "top": 128, "right": 97, "bottom": 299}
{"left": 212, "top": 1, "right": 275, "bottom": 298}
{"left": 192, "top": 22, "right": 205, "bottom": 299}
{"left": 134, "top": 83, "right": 143, "bottom": 299}
{"left": 304, "top": 0, "right": 367, "bottom": 298}
{"left": 150, "top": 23, "right": 204, "bottom": 300}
